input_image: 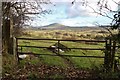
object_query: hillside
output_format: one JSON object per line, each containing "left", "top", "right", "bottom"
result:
{"left": 28, "top": 23, "right": 104, "bottom": 31}
{"left": 40, "top": 23, "right": 70, "bottom": 30}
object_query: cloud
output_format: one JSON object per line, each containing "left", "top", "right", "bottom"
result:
{"left": 59, "top": 18, "right": 96, "bottom": 26}
{"left": 66, "top": 3, "right": 91, "bottom": 18}
{"left": 51, "top": 0, "right": 73, "bottom": 2}
{"left": 30, "top": 0, "right": 118, "bottom": 26}
{"left": 63, "top": 0, "right": 99, "bottom": 18}
{"left": 61, "top": 0, "right": 118, "bottom": 18}
{"left": 59, "top": 13, "right": 112, "bottom": 27}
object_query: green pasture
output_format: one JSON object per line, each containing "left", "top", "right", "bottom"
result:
{"left": 18, "top": 39, "right": 105, "bottom": 69}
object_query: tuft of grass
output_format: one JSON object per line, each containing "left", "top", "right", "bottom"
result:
{"left": 28, "top": 73, "right": 39, "bottom": 80}
{"left": 2, "top": 54, "right": 16, "bottom": 75}
{"left": 48, "top": 74, "right": 64, "bottom": 79}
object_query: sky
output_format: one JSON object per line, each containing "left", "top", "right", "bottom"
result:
{"left": 27, "top": 0, "right": 120, "bottom": 27}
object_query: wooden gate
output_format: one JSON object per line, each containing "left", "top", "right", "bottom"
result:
{"left": 13, "top": 37, "right": 120, "bottom": 72}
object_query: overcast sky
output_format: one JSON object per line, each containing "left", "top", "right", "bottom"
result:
{"left": 27, "top": 0, "right": 119, "bottom": 27}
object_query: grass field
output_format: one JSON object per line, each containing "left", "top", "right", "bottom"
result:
{"left": 18, "top": 28, "right": 107, "bottom": 69}
{"left": 3, "top": 28, "right": 120, "bottom": 79}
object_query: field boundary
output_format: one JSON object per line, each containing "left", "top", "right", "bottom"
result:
{"left": 14, "top": 37, "right": 120, "bottom": 72}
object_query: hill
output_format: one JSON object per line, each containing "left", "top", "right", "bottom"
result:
{"left": 25, "top": 23, "right": 105, "bottom": 31}
{"left": 40, "top": 23, "right": 70, "bottom": 30}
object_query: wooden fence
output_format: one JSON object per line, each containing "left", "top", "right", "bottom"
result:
{"left": 14, "top": 37, "right": 120, "bottom": 72}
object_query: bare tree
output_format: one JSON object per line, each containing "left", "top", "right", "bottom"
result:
{"left": 71, "top": 0, "right": 120, "bottom": 41}
{"left": 2, "top": 1, "right": 51, "bottom": 54}
{"left": 97, "top": 0, "right": 120, "bottom": 43}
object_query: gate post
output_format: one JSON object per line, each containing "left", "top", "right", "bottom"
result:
{"left": 104, "top": 39, "right": 112, "bottom": 72}
{"left": 58, "top": 40, "right": 60, "bottom": 55}
{"left": 104, "top": 39, "right": 108, "bottom": 71}
{"left": 16, "top": 38, "right": 20, "bottom": 64}
{"left": 13, "top": 37, "right": 19, "bottom": 64}
{"left": 111, "top": 40, "right": 116, "bottom": 72}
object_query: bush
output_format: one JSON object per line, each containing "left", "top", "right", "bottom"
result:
{"left": 94, "top": 35, "right": 104, "bottom": 40}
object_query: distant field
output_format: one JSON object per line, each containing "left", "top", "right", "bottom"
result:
{"left": 18, "top": 28, "right": 106, "bottom": 69}
{"left": 17, "top": 27, "right": 119, "bottom": 69}
{"left": 22, "top": 27, "right": 111, "bottom": 40}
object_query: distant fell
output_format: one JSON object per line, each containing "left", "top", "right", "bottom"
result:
{"left": 26, "top": 23, "right": 104, "bottom": 30}
{"left": 41, "top": 23, "right": 69, "bottom": 30}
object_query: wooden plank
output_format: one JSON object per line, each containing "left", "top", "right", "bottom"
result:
{"left": 16, "top": 38, "right": 57, "bottom": 41}
{"left": 18, "top": 52, "right": 105, "bottom": 58}
{"left": 58, "top": 39, "right": 104, "bottom": 42}
{"left": 18, "top": 45, "right": 48, "bottom": 48}
{"left": 105, "top": 45, "right": 120, "bottom": 47}
{"left": 65, "top": 48, "right": 105, "bottom": 50}
{"left": 18, "top": 45, "right": 105, "bottom": 50}
{"left": 16, "top": 37, "right": 106, "bottom": 43}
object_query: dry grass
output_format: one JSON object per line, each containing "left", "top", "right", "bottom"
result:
{"left": 22, "top": 28, "right": 111, "bottom": 40}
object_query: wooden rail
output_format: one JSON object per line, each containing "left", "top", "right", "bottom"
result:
{"left": 16, "top": 37, "right": 106, "bottom": 42}
{"left": 18, "top": 52, "right": 105, "bottom": 58}
{"left": 18, "top": 45, "right": 105, "bottom": 50}
{"left": 18, "top": 52, "right": 120, "bottom": 58}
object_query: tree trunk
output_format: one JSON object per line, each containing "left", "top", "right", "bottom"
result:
{"left": 2, "top": 2, "right": 14, "bottom": 54}
{"left": 2, "top": 19, "right": 10, "bottom": 54}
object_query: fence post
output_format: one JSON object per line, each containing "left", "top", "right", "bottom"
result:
{"left": 109, "top": 39, "right": 112, "bottom": 71}
{"left": 104, "top": 39, "right": 112, "bottom": 72}
{"left": 13, "top": 37, "right": 19, "bottom": 64}
{"left": 111, "top": 40, "right": 116, "bottom": 72}
{"left": 13, "top": 37, "right": 16, "bottom": 63}
{"left": 58, "top": 40, "right": 60, "bottom": 54}
{"left": 104, "top": 39, "right": 108, "bottom": 71}
{"left": 16, "top": 38, "right": 19, "bottom": 64}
